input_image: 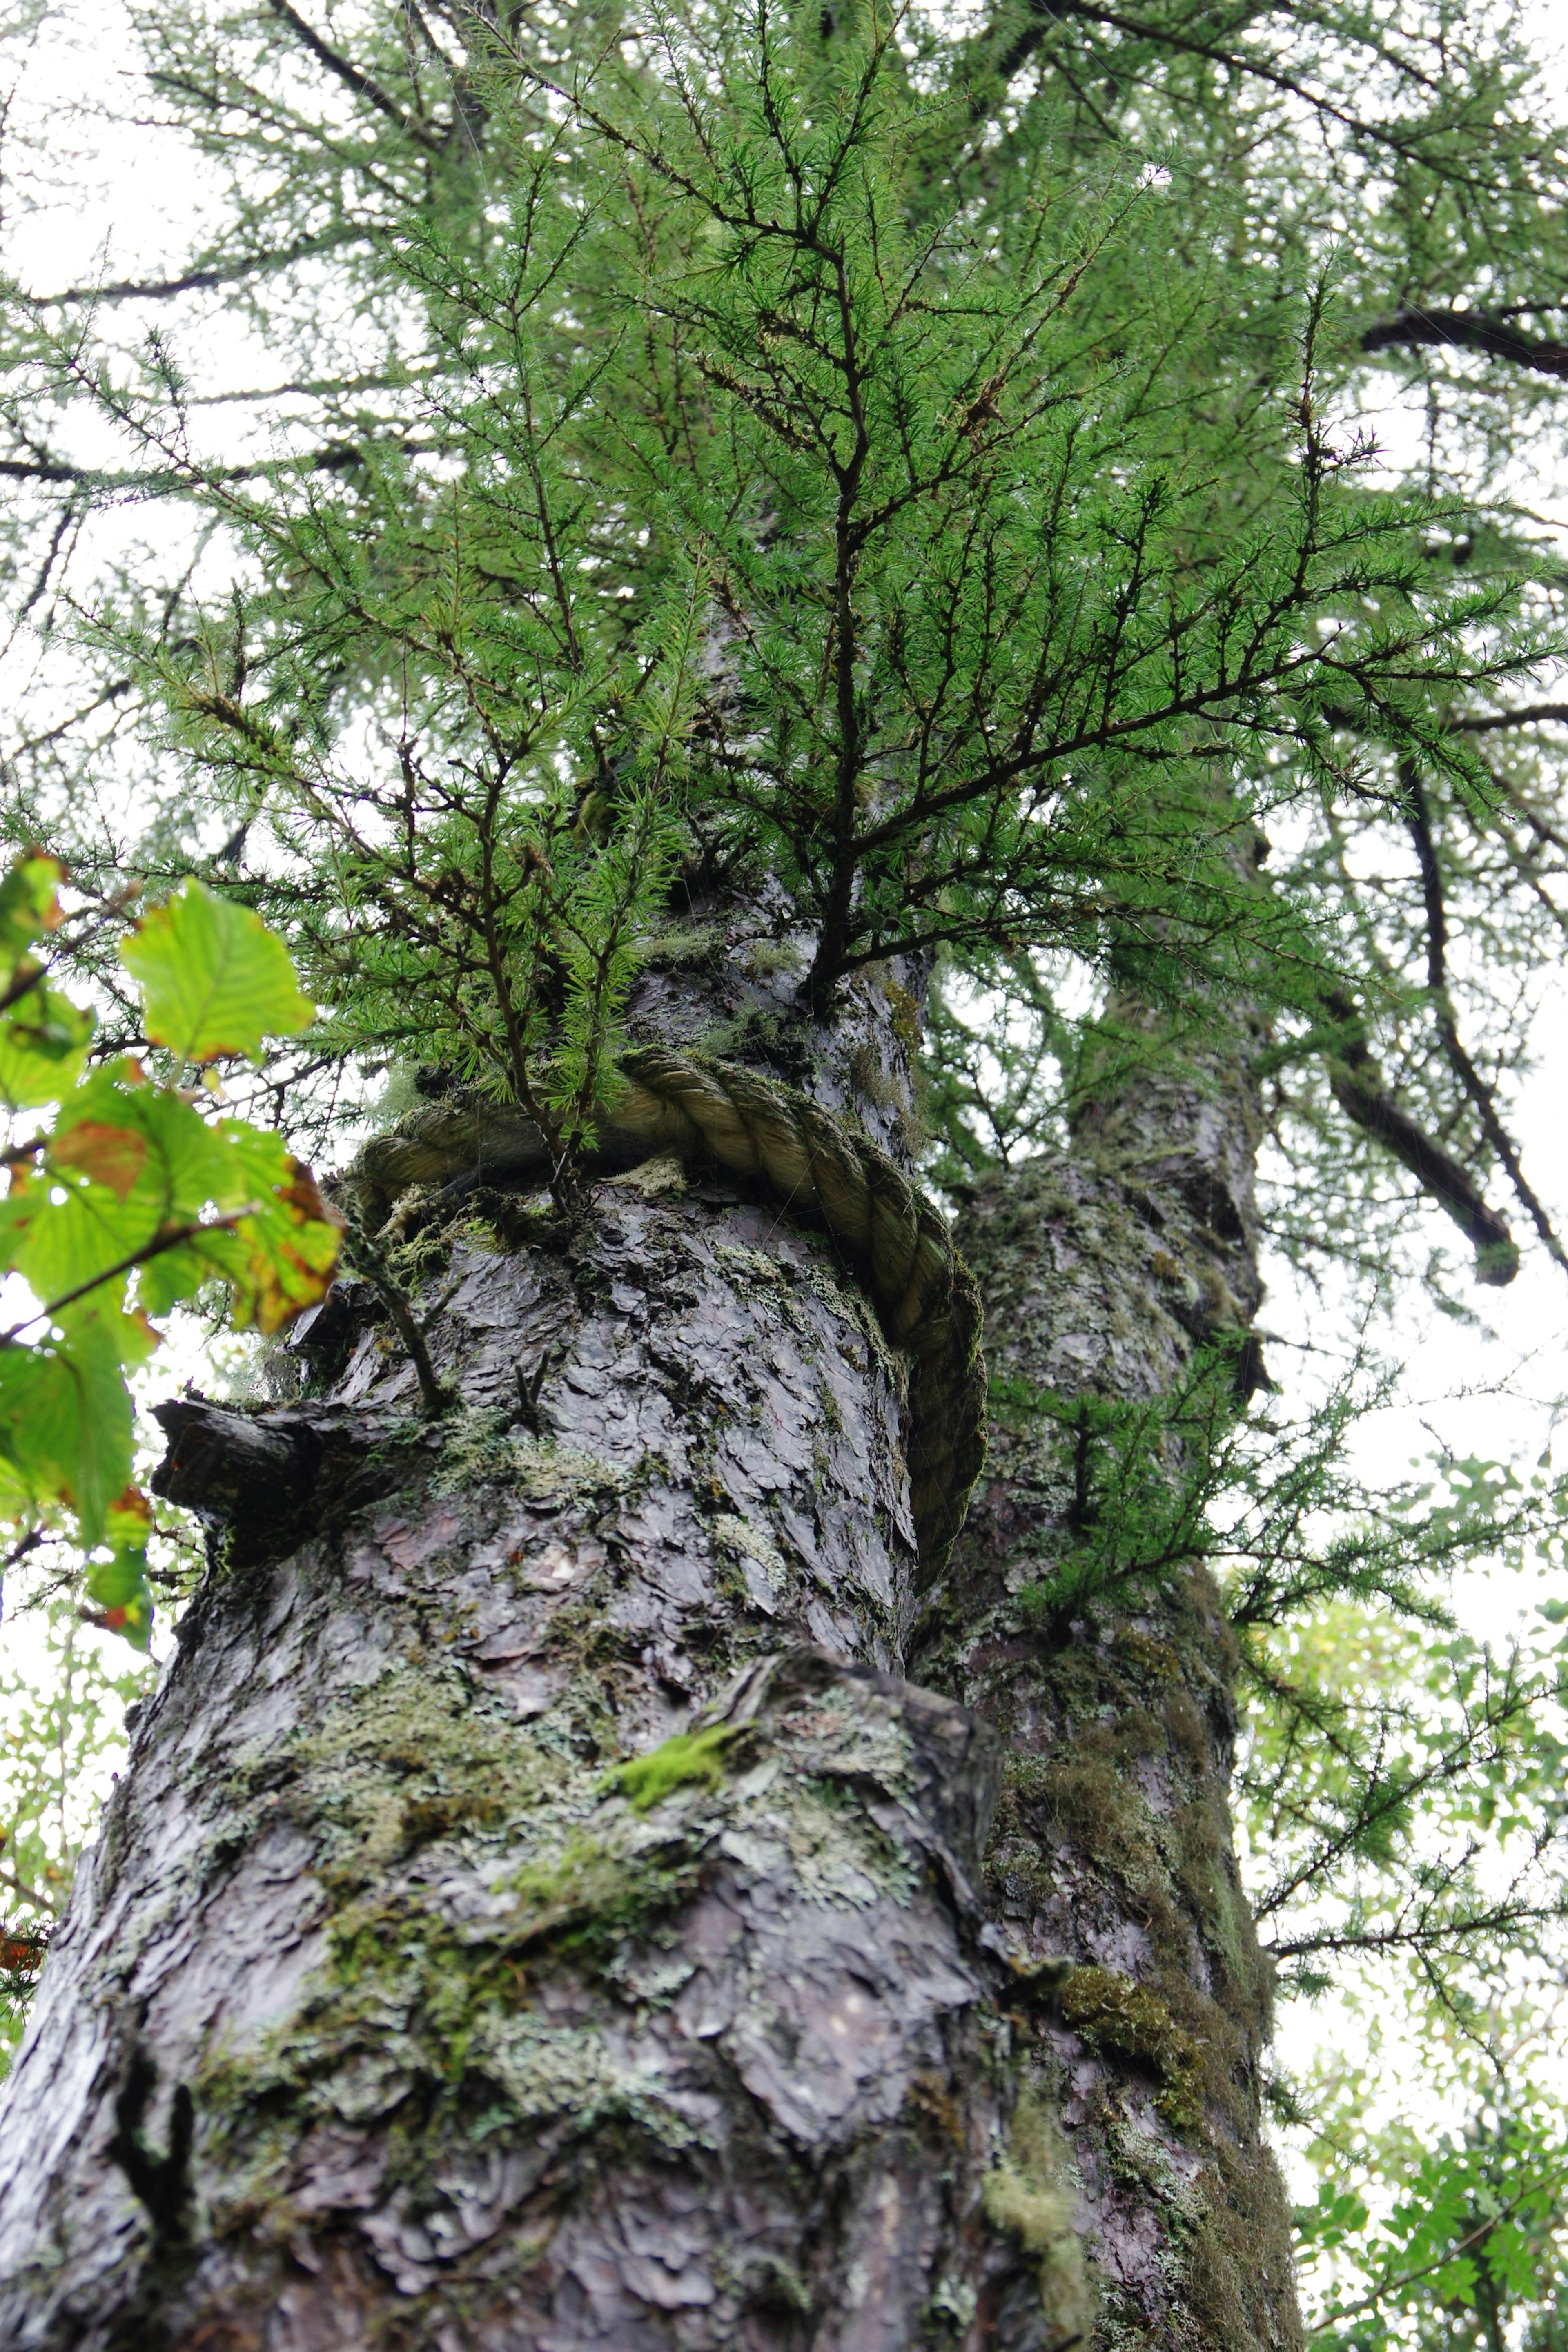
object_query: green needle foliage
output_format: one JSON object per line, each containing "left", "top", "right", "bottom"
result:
{"left": 10, "top": 0, "right": 1561, "bottom": 1129}
{"left": 976, "top": 1346, "right": 1568, "bottom": 2336}
{"left": 978, "top": 1347, "right": 1568, "bottom": 2005}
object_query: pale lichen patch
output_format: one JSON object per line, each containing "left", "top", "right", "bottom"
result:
{"left": 982, "top": 2082, "right": 1092, "bottom": 2348}
{"left": 710, "top": 1511, "right": 788, "bottom": 1596}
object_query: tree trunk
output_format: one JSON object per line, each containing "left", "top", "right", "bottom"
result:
{"left": 915, "top": 1002, "right": 1302, "bottom": 2352}
{"left": 0, "top": 927, "right": 1298, "bottom": 2349}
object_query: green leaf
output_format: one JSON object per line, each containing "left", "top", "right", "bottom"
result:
{"left": 128, "top": 1120, "right": 341, "bottom": 1328}
{"left": 0, "top": 860, "right": 324, "bottom": 1643}
{"left": 0, "top": 987, "right": 95, "bottom": 1110}
{"left": 85, "top": 1550, "right": 147, "bottom": 1608}
{"left": 103, "top": 1486, "right": 154, "bottom": 1550}
{"left": 216, "top": 1152, "right": 342, "bottom": 1333}
{"left": 0, "top": 1068, "right": 338, "bottom": 1345}
{"left": 12, "top": 1081, "right": 209, "bottom": 1305}
{"left": 83, "top": 1539, "right": 154, "bottom": 1651}
{"left": 0, "top": 854, "right": 64, "bottom": 981}
{"left": 119, "top": 879, "right": 314, "bottom": 1062}
{"left": 0, "top": 1304, "right": 153, "bottom": 1546}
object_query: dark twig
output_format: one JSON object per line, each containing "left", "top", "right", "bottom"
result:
{"left": 1323, "top": 997, "right": 1519, "bottom": 1285}
{"left": 338, "top": 1224, "right": 452, "bottom": 1416}
{"left": 0, "top": 1859, "right": 58, "bottom": 1917}
{"left": 109, "top": 2051, "right": 194, "bottom": 2243}
{"left": 1453, "top": 702, "right": 1568, "bottom": 733}
{"left": 1400, "top": 762, "right": 1568, "bottom": 1278}
{"left": 1307, "top": 2172, "right": 1553, "bottom": 2333}
{"left": 36, "top": 228, "right": 374, "bottom": 309}
{"left": 263, "top": 0, "right": 445, "bottom": 151}
{"left": 0, "top": 1214, "right": 252, "bottom": 1345}
{"left": 0, "top": 436, "right": 439, "bottom": 492}
{"left": 0, "top": 962, "right": 48, "bottom": 1017}
{"left": 512, "top": 1348, "right": 558, "bottom": 1434}
{"left": 1361, "top": 307, "right": 1568, "bottom": 381}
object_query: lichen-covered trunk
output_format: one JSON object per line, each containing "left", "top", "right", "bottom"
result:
{"left": 0, "top": 916, "right": 1297, "bottom": 2350}
{"left": 916, "top": 1004, "right": 1303, "bottom": 2352}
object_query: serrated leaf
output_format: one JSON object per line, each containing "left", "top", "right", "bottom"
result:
{"left": 1, "top": 1070, "right": 336, "bottom": 1333}
{"left": 178, "top": 1150, "right": 341, "bottom": 1332}
{"left": 16, "top": 1076, "right": 232, "bottom": 1305}
{"left": 119, "top": 879, "right": 315, "bottom": 1062}
{"left": 0, "top": 861, "right": 332, "bottom": 1619}
{"left": 0, "top": 1304, "right": 142, "bottom": 1545}
{"left": 85, "top": 1493, "right": 157, "bottom": 1644}
{"left": 104, "top": 1486, "right": 154, "bottom": 1545}
{"left": 85, "top": 1550, "right": 149, "bottom": 1609}
{"left": 83, "top": 1543, "right": 154, "bottom": 1650}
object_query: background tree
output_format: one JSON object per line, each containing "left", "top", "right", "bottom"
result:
{"left": 0, "top": 1604, "right": 153, "bottom": 2060}
{"left": 0, "top": 0, "right": 1566, "bottom": 2346}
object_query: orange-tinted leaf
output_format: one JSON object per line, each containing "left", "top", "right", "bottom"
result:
{"left": 125, "top": 1308, "right": 160, "bottom": 1357}
{"left": 84, "top": 1539, "right": 154, "bottom": 1648}
{"left": 281, "top": 1160, "right": 344, "bottom": 1230}
{"left": 49, "top": 1122, "right": 149, "bottom": 1200}
{"left": 106, "top": 1486, "right": 154, "bottom": 1540}
{"left": 216, "top": 1154, "right": 342, "bottom": 1334}
{"left": 232, "top": 1215, "right": 342, "bottom": 1334}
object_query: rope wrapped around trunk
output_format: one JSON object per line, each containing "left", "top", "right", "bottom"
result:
{"left": 354, "top": 1047, "right": 986, "bottom": 1588}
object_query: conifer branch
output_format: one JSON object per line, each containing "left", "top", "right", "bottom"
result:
{"left": 1453, "top": 701, "right": 1568, "bottom": 733}
{"left": 1361, "top": 307, "right": 1568, "bottom": 379}
{"left": 262, "top": 0, "right": 446, "bottom": 152}
{"left": 0, "top": 438, "right": 439, "bottom": 492}
{"left": 0, "top": 1862, "right": 58, "bottom": 1918}
{"left": 35, "top": 229, "right": 375, "bottom": 309}
{"left": 993, "top": 1, "right": 1494, "bottom": 185}
{"left": 336, "top": 1221, "right": 452, "bottom": 1417}
{"left": 1324, "top": 1016, "right": 1519, "bottom": 1286}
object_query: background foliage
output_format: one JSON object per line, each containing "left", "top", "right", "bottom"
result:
{"left": 0, "top": 1601, "right": 151, "bottom": 2062}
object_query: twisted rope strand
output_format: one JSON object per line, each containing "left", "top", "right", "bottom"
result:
{"left": 355, "top": 1049, "right": 986, "bottom": 1584}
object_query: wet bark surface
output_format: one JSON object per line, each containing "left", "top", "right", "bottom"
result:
{"left": 915, "top": 1018, "right": 1303, "bottom": 2352}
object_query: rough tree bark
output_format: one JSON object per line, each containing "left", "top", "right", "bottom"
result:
{"left": 0, "top": 891, "right": 1296, "bottom": 2350}
{"left": 916, "top": 998, "right": 1301, "bottom": 2352}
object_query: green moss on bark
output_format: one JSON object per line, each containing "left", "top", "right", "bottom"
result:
{"left": 193, "top": 1653, "right": 950, "bottom": 2292}
{"left": 603, "top": 1724, "right": 735, "bottom": 1811}
{"left": 1057, "top": 1967, "right": 1204, "bottom": 2132}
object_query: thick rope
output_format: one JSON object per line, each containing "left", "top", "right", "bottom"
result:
{"left": 354, "top": 1049, "right": 985, "bottom": 1588}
